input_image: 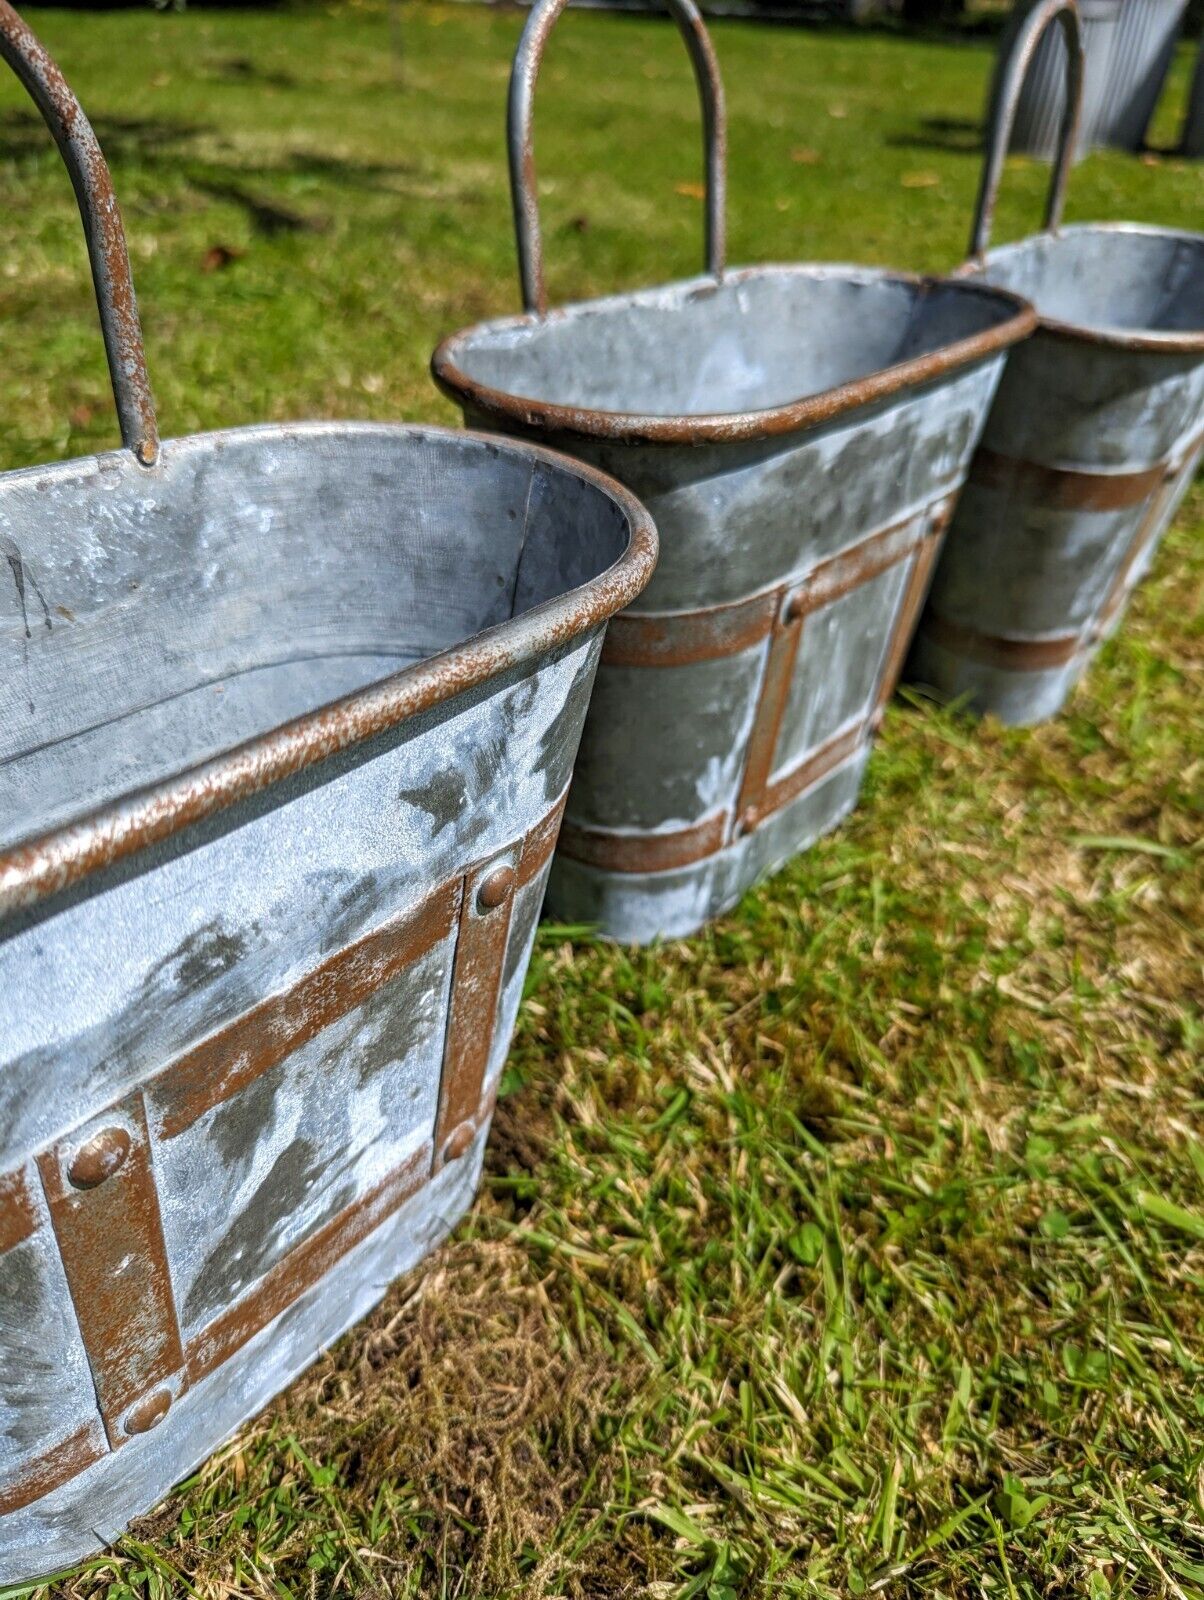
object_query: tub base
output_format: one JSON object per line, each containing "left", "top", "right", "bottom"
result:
{"left": 547, "top": 747, "right": 868, "bottom": 943}
{"left": 0, "top": 1136, "right": 485, "bottom": 1584}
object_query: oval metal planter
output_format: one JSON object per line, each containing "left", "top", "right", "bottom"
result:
{"left": 0, "top": 6, "right": 656, "bottom": 1581}
{"left": 433, "top": 0, "right": 1035, "bottom": 944}
{"left": 910, "top": 0, "right": 1204, "bottom": 726}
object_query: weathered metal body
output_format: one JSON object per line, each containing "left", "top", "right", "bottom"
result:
{"left": 1008, "top": 0, "right": 1186, "bottom": 157}
{"left": 910, "top": 0, "right": 1204, "bottom": 725}
{"left": 432, "top": 0, "right": 1035, "bottom": 943}
{"left": 0, "top": 7, "right": 656, "bottom": 1581}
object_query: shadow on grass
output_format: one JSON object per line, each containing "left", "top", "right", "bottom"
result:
{"left": 887, "top": 112, "right": 984, "bottom": 153}
{"left": 0, "top": 106, "right": 423, "bottom": 237}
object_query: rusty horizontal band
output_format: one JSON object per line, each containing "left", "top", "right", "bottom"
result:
{"left": 556, "top": 810, "right": 729, "bottom": 875}
{"left": 969, "top": 446, "right": 1167, "bottom": 511}
{"left": 601, "top": 590, "right": 779, "bottom": 669}
{"left": 0, "top": 1419, "right": 108, "bottom": 1518}
{"left": 151, "top": 883, "right": 460, "bottom": 1141}
{"left": 0, "top": 447, "right": 656, "bottom": 924}
{"left": 186, "top": 1140, "right": 432, "bottom": 1384}
{"left": 922, "top": 609, "right": 1083, "bottom": 671}
{"left": 0, "top": 1166, "right": 37, "bottom": 1254}
{"left": 790, "top": 499, "right": 948, "bottom": 618}
{"left": 516, "top": 790, "right": 567, "bottom": 885}
{"left": 747, "top": 721, "right": 866, "bottom": 831}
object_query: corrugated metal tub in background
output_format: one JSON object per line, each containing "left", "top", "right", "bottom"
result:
{"left": 0, "top": 6, "right": 656, "bottom": 1581}
{"left": 1007, "top": 0, "right": 1120, "bottom": 158}
{"left": 432, "top": 0, "right": 1035, "bottom": 944}
{"left": 910, "top": 0, "right": 1204, "bottom": 725}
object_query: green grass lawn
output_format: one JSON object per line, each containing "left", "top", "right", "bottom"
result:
{"left": 2, "top": 3, "right": 1202, "bottom": 1595}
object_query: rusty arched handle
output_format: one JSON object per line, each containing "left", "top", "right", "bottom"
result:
{"left": 508, "top": 0, "right": 727, "bottom": 317}
{"left": 0, "top": 2, "right": 158, "bottom": 463}
{"left": 967, "top": 0, "right": 1084, "bottom": 262}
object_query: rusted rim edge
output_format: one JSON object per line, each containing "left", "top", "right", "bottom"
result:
{"left": 432, "top": 266, "right": 1036, "bottom": 446}
{"left": 958, "top": 224, "right": 1204, "bottom": 354}
{"left": 0, "top": 423, "right": 657, "bottom": 920}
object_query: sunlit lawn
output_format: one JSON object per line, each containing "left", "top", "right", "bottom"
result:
{"left": 1, "top": 3, "right": 1201, "bottom": 1595}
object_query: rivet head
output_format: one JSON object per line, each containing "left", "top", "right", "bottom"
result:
{"left": 442, "top": 1122, "right": 475, "bottom": 1164}
{"left": 477, "top": 864, "right": 515, "bottom": 912}
{"left": 124, "top": 1387, "right": 172, "bottom": 1436}
{"left": 67, "top": 1126, "right": 132, "bottom": 1190}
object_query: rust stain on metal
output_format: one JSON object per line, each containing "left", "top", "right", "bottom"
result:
{"left": 789, "top": 503, "right": 943, "bottom": 619}
{"left": 433, "top": 273, "right": 1034, "bottom": 448}
{"left": 969, "top": 445, "right": 1168, "bottom": 510}
{"left": 516, "top": 790, "right": 568, "bottom": 886}
{"left": 871, "top": 513, "right": 950, "bottom": 723}
{"left": 735, "top": 590, "right": 803, "bottom": 832}
{"left": 922, "top": 609, "right": 1083, "bottom": 670}
{"left": 151, "top": 883, "right": 460, "bottom": 1141}
{"left": 556, "top": 810, "right": 728, "bottom": 875}
{"left": 37, "top": 1093, "right": 185, "bottom": 1449}
{"left": 66, "top": 1126, "right": 132, "bottom": 1190}
{"left": 1096, "top": 465, "right": 1179, "bottom": 629}
{"left": 185, "top": 1141, "right": 431, "bottom": 1384}
{"left": 433, "top": 853, "right": 517, "bottom": 1173}
{"left": 0, "top": 1166, "right": 37, "bottom": 1254}
{"left": 0, "top": 451, "right": 654, "bottom": 923}
{"left": 122, "top": 1387, "right": 172, "bottom": 1436}
{"left": 751, "top": 719, "right": 866, "bottom": 830}
{"left": 0, "top": 1421, "right": 107, "bottom": 1517}
{"left": 601, "top": 589, "right": 778, "bottom": 669}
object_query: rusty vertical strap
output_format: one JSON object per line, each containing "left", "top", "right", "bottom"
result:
{"left": 433, "top": 853, "right": 518, "bottom": 1171}
{"left": 735, "top": 588, "right": 803, "bottom": 834}
{"left": 37, "top": 1092, "right": 184, "bottom": 1448}
{"left": 1097, "top": 428, "right": 1204, "bottom": 633}
{"left": 872, "top": 505, "right": 950, "bottom": 725}
{"left": 0, "top": 1166, "right": 37, "bottom": 1254}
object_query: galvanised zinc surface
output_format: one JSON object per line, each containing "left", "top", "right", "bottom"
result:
{"left": 433, "top": 0, "right": 1034, "bottom": 945}
{"left": 909, "top": 0, "right": 1204, "bottom": 727}
{"left": 0, "top": 423, "right": 653, "bottom": 1581}
{"left": 441, "top": 278, "right": 1016, "bottom": 942}
{"left": 0, "top": 6, "right": 656, "bottom": 1574}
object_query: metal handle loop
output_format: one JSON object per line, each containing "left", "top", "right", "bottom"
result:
{"left": 508, "top": 0, "right": 727, "bottom": 317}
{"left": 0, "top": 1, "right": 158, "bottom": 463}
{"left": 968, "top": 0, "right": 1084, "bottom": 262}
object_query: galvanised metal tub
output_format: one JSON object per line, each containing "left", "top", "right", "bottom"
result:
{"left": 432, "top": 0, "right": 1035, "bottom": 944}
{"left": 0, "top": 7, "right": 655, "bottom": 1581}
{"left": 910, "top": 0, "right": 1204, "bottom": 725}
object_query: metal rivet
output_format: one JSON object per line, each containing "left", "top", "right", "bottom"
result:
{"left": 442, "top": 1122, "right": 475, "bottom": 1164}
{"left": 477, "top": 865, "right": 515, "bottom": 912}
{"left": 124, "top": 1388, "right": 172, "bottom": 1436}
{"left": 67, "top": 1126, "right": 132, "bottom": 1190}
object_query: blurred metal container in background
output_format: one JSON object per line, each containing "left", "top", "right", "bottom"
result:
{"left": 1006, "top": 0, "right": 1187, "bottom": 156}
{"left": 434, "top": 0, "right": 1034, "bottom": 944}
{"left": 910, "top": 0, "right": 1204, "bottom": 724}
